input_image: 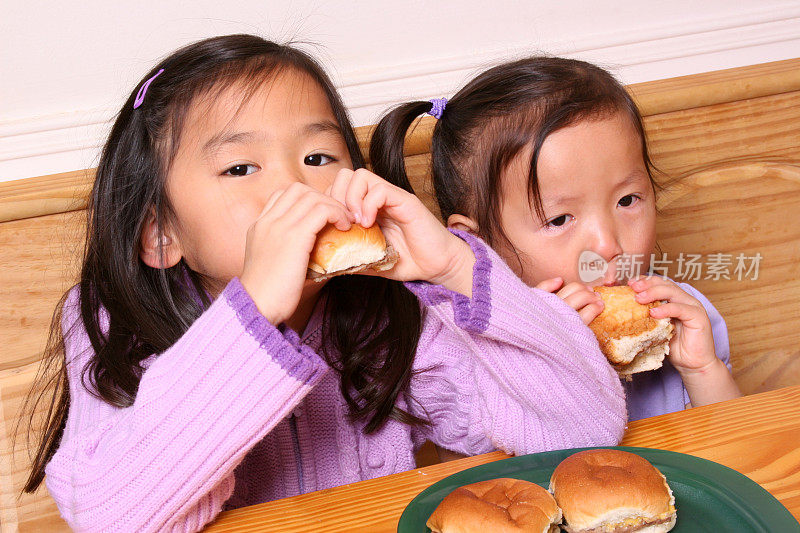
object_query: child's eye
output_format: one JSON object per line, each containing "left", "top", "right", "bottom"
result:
{"left": 618, "top": 194, "right": 641, "bottom": 207}
{"left": 223, "top": 164, "right": 258, "bottom": 177}
{"left": 304, "top": 153, "right": 336, "bottom": 167}
{"left": 544, "top": 214, "right": 573, "bottom": 229}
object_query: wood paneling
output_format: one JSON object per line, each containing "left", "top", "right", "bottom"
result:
{"left": 0, "top": 170, "right": 93, "bottom": 224}
{"left": 627, "top": 57, "right": 800, "bottom": 116}
{"left": 655, "top": 162, "right": 800, "bottom": 394}
{"left": 0, "top": 211, "right": 84, "bottom": 371}
{"left": 0, "top": 361, "right": 68, "bottom": 531}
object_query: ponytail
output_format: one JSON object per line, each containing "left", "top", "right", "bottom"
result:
{"left": 369, "top": 98, "right": 471, "bottom": 237}
{"left": 369, "top": 101, "right": 434, "bottom": 194}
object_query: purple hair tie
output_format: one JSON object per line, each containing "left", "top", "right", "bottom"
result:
{"left": 133, "top": 68, "right": 165, "bottom": 109}
{"left": 428, "top": 98, "right": 448, "bottom": 119}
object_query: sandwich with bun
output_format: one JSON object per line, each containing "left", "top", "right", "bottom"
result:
{"left": 549, "top": 449, "right": 676, "bottom": 533}
{"left": 307, "top": 223, "right": 398, "bottom": 282}
{"left": 427, "top": 477, "right": 562, "bottom": 533}
{"left": 588, "top": 286, "right": 674, "bottom": 379}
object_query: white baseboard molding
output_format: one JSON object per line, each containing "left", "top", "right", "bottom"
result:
{"left": 2, "top": 9, "right": 799, "bottom": 182}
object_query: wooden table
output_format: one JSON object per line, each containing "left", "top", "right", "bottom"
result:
{"left": 205, "top": 385, "right": 800, "bottom": 531}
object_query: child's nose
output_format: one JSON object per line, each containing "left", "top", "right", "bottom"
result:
{"left": 590, "top": 225, "right": 624, "bottom": 263}
{"left": 271, "top": 162, "right": 309, "bottom": 188}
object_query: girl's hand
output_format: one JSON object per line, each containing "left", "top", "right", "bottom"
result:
{"left": 629, "top": 275, "right": 741, "bottom": 406}
{"left": 536, "top": 278, "right": 605, "bottom": 325}
{"left": 628, "top": 276, "right": 717, "bottom": 374}
{"left": 239, "top": 183, "right": 353, "bottom": 325}
{"left": 327, "top": 168, "right": 476, "bottom": 296}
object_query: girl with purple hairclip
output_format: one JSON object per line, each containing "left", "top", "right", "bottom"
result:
{"left": 370, "top": 56, "right": 740, "bottom": 427}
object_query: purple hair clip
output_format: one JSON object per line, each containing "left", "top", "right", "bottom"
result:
{"left": 133, "top": 69, "right": 165, "bottom": 109}
{"left": 428, "top": 98, "right": 448, "bottom": 119}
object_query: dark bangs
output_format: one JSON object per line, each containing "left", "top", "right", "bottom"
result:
{"left": 156, "top": 47, "right": 364, "bottom": 179}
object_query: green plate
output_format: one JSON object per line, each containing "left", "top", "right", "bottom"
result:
{"left": 398, "top": 446, "right": 799, "bottom": 532}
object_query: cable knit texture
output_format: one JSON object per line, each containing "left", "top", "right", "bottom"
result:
{"left": 45, "top": 234, "right": 626, "bottom": 532}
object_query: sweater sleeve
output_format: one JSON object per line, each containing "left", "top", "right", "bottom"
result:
{"left": 45, "top": 278, "right": 328, "bottom": 533}
{"left": 404, "top": 230, "right": 627, "bottom": 456}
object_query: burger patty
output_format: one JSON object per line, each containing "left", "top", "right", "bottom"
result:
{"left": 563, "top": 514, "right": 674, "bottom": 533}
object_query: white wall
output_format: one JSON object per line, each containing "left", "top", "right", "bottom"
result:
{"left": 1, "top": 0, "right": 799, "bottom": 182}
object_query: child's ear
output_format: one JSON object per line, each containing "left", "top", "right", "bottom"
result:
{"left": 139, "top": 210, "right": 183, "bottom": 269}
{"left": 447, "top": 214, "right": 479, "bottom": 234}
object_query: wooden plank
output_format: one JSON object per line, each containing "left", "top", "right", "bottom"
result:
{"left": 654, "top": 162, "right": 800, "bottom": 395}
{"left": 0, "top": 361, "right": 70, "bottom": 532}
{"left": 0, "top": 211, "right": 84, "bottom": 371}
{"left": 645, "top": 90, "right": 800, "bottom": 179}
{"left": 627, "top": 57, "right": 800, "bottom": 116}
{"left": 0, "top": 170, "right": 93, "bottom": 224}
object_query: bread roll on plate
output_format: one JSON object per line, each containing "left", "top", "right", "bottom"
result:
{"left": 549, "top": 449, "right": 676, "bottom": 533}
{"left": 307, "top": 223, "right": 398, "bottom": 282}
{"left": 427, "top": 477, "right": 562, "bottom": 533}
{"left": 589, "top": 286, "right": 674, "bottom": 379}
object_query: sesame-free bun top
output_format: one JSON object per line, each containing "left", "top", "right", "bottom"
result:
{"left": 549, "top": 449, "right": 676, "bottom": 533}
{"left": 426, "top": 478, "right": 562, "bottom": 533}
{"left": 589, "top": 286, "right": 662, "bottom": 344}
{"left": 589, "top": 286, "right": 674, "bottom": 377}
{"left": 307, "top": 223, "right": 397, "bottom": 281}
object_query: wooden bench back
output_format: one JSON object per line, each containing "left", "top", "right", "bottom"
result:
{"left": 1, "top": 58, "right": 799, "bottom": 531}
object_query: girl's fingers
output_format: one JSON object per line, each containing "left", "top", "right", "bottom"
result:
{"left": 578, "top": 301, "right": 605, "bottom": 325}
{"left": 563, "top": 289, "right": 604, "bottom": 313}
{"left": 343, "top": 170, "right": 371, "bottom": 224}
{"left": 535, "top": 277, "right": 564, "bottom": 293}
{"left": 258, "top": 183, "right": 310, "bottom": 222}
{"left": 328, "top": 169, "right": 355, "bottom": 214}
{"left": 259, "top": 188, "right": 286, "bottom": 220}
{"left": 554, "top": 282, "right": 604, "bottom": 324}
{"left": 262, "top": 182, "right": 330, "bottom": 223}
{"left": 309, "top": 202, "right": 353, "bottom": 233}
{"left": 359, "top": 172, "right": 413, "bottom": 227}
{"left": 360, "top": 182, "right": 392, "bottom": 228}
{"left": 288, "top": 191, "right": 352, "bottom": 232}
{"left": 258, "top": 184, "right": 350, "bottom": 235}
{"left": 557, "top": 282, "right": 592, "bottom": 300}
{"left": 650, "top": 302, "right": 706, "bottom": 330}
{"left": 632, "top": 279, "right": 698, "bottom": 307}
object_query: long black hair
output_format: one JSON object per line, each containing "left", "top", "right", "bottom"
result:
{"left": 369, "top": 56, "right": 660, "bottom": 252}
{"left": 23, "top": 34, "right": 424, "bottom": 493}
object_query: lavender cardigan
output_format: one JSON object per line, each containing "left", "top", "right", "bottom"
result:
{"left": 45, "top": 232, "right": 626, "bottom": 532}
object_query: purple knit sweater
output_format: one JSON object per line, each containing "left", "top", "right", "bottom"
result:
{"left": 45, "top": 232, "right": 626, "bottom": 532}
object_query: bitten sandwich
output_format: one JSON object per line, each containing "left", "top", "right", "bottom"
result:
{"left": 427, "top": 477, "right": 562, "bottom": 533}
{"left": 307, "top": 223, "right": 398, "bottom": 282}
{"left": 589, "top": 286, "right": 674, "bottom": 378}
{"left": 549, "top": 449, "right": 676, "bottom": 533}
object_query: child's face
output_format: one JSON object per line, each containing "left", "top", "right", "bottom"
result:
{"left": 497, "top": 112, "right": 657, "bottom": 287}
{"left": 164, "top": 69, "right": 353, "bottom": 291}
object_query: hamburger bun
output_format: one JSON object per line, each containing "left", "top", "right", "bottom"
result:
{"left": 588, "top": 286, "right": 674, "bottom": 379}
{"left": 427, "top": 477, "right": 562, "bottom": 533}
{"left": 306, "top": 223, "right": 398, "bottom": 282}
{"left": 549, "top": 449, "right": 676, "bottom": 533}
